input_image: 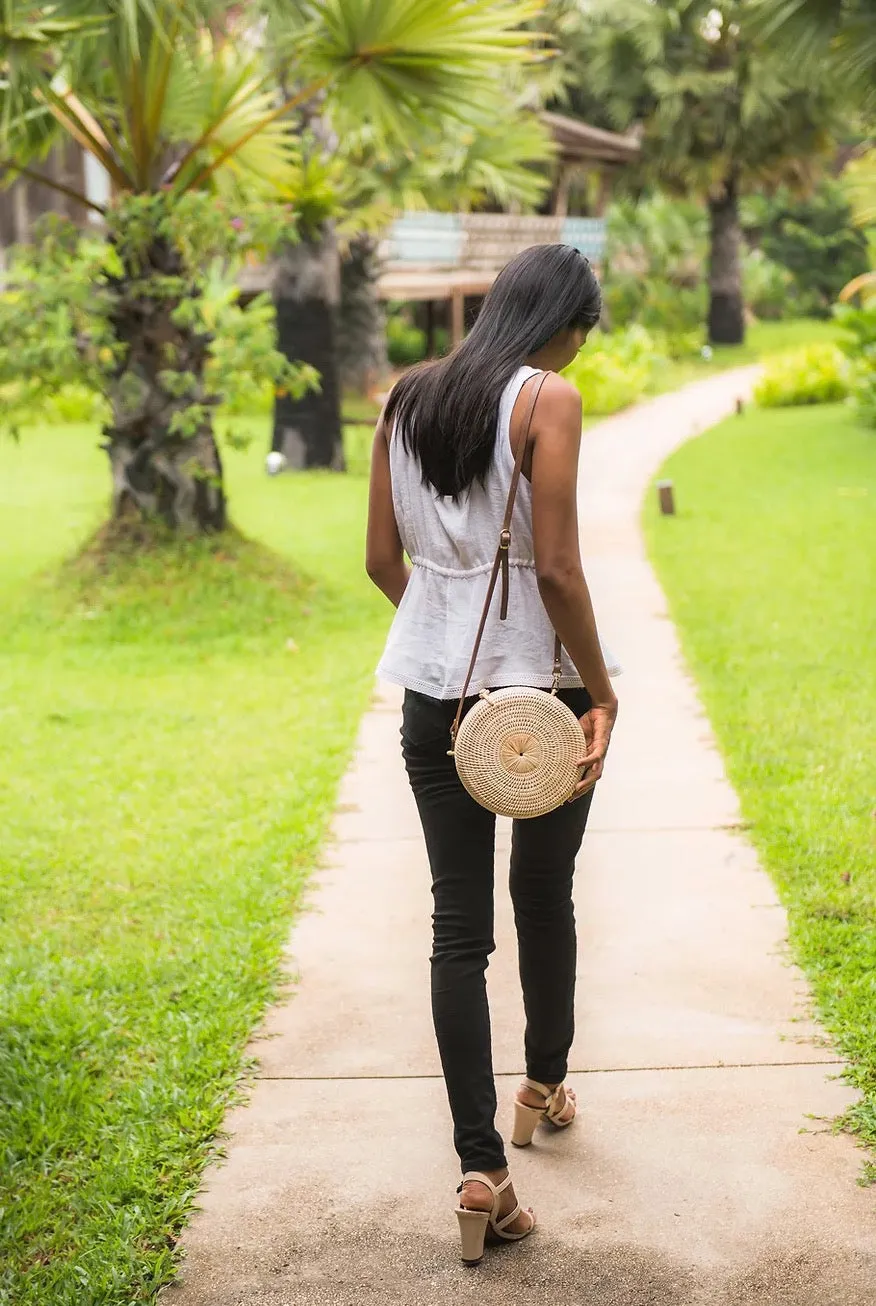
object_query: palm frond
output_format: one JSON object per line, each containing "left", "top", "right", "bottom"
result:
{"left": 752, "top": 0, "right": 876, "bottom": 110}
{"left": 842, "top": 150, "right": 876, "bottom": 227}
{"left": 839, "top": 271, "right": 876, "bottom": 304}
{"left": 165, "top": 38, "right": 300, "bottom": 196}
{"left": 43, "top": 78, "right": 133, "bottom": 186}
{"left": 752, "top": 0, "right": 846, "bottom": 51}
{"left": 288, "top": 0, "right": 544, "bottom": 138}
{"left": 408, "top": 109, "right": 553, "bottom": 212}
{"left": 0, "top": 3, "right": 102, "bottom": 157}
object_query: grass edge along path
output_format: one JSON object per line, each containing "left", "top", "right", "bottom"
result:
{"left": 0, "top": 430, "right": 389, "bottom": 1305}
{"left": 644, "top": 402, "right": 876, "bottom": 1182}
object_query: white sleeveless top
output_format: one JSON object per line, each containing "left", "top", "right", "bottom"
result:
{"left": 377, "top": 365, "right": 621, "bottom": 700}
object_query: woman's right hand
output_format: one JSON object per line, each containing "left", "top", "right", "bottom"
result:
{"left": 573, "top": 697, "right": 618, "bottom": 797}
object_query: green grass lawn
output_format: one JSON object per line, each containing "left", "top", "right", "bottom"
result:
{"left": 0, "top": 419, "right": 390, "bottom": 1303}
{"left": 645, "top": 402, "right": 876, "bottom": 1173}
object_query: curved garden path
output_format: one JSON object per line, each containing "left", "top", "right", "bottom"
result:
{"left": 163, "top": 369, "right": 874, "bottom": 1306}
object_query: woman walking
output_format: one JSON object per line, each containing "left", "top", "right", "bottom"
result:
{"left": 365, "top": 245, "right": 619, "bottom": 1262}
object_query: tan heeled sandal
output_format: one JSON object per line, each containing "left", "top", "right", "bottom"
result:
{"left": 511, "top": 1077, "right": 577, "bottom": 1147}
{"left": 454, "top": 1171, "right": 536, "bottom": 1265}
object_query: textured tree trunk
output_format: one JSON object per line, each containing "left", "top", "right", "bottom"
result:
{"left": 708, "top": 176, "right": 745, "bottom": 345}
{"left": 271, "top": 229, "right": 344, "bottom": 469}
{"left": 103, "top": 238, "right": 226, "bottom": 533}
{"left": 106, "top": 426, "right": 225, "bottom": 531}
{"left": 337, "top": 234, "right": 387, "bottom": 394}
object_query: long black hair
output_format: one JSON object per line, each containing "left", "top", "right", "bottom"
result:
{"left": 384, "top": 244, "right": 601, "bottom": 498}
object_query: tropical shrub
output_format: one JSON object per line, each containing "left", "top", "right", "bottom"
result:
{"left": 754, "top": 344, "right": 849, "bottom": 408}
{"left": 836, "top": 303, "right": 876, "bottom": 428}
{"left": 604, "top": 275, "right": 706, "bottom": 349}
{"left": 563, "top": 326, "right": 668, "bottom": 415}
{"left": 0, "top": 205, "right": 311, "bottom": 451}
{"left": 0, "top": 381, "right": 106, "bottom": 426}
{"left": 604, "top": 196, "right": 707, "bottom": 347}
{"left": 606, "top": 195, "right": 708, "bottom": 282}
{"left": 742, "top": 249, "right": 794, "bottom": 321}
{"left": 742, "top": 182, "right": 870, "bottom": 318}
{"left": 386, "top": 311, "right": 427, "bottom": 367}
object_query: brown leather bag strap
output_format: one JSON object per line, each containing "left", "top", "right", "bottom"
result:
{"left": 450, "top": 369, "right": 561, "bottom": 747}
{"left": 498, "top": 371, "right": 544, "bottom": 620}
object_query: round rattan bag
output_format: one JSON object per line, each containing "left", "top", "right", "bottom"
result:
{"left": 453, "top": 686, "right": 584, "bottom": 819}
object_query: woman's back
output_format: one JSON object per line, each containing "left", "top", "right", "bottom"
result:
{"left": 377, "top": 365, "right": 618, "bottom": 699}
{"left": 387, "top": 363, "right": 538, "bottom": 574}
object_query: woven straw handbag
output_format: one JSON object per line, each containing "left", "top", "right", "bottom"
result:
{"left": 448, "top": 370, "right": 586, "bottom": 820}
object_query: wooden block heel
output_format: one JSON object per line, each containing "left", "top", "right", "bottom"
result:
{"left": 455, "top": 1207, "right": 490, "bottom": 1264}
{"left": 511, "top": 1099, "right": 543, "bottom": 1147}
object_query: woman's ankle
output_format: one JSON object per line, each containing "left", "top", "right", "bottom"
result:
{"left": 461, "top": 1165, "right": 508, "bottom": 1184}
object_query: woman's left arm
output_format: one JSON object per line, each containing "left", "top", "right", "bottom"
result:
{"left": 366, "top": 416, "right": 409, "bottom": 607}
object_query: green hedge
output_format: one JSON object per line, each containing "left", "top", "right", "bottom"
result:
{"left": 754, "top": 344, "right": 850, "bottom": 408}
{"left": 563, "top": 326, "right": 668, "bottom": 415}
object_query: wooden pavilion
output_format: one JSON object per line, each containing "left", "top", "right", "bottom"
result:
{"left": 376, "top": 111, "right": 641, "bottom": 347}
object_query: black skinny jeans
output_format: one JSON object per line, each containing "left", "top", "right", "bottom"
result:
{"left": 401, "top": 686, "right": 594, "bottom": 1174}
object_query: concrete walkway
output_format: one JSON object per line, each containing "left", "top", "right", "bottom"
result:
{"left": 163, "top": 371, "right": 874, "bottom": 1306}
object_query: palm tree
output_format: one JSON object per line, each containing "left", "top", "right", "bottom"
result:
{"left": 753, "top": 0, "right": 876, "bottom": 116}
{"left": 0, "top": 0, "right": 541, "bottom": 529}
{"left": 260, "top": 1, "right": 554, "bottom": 470}
{"left": 558, "top": 0, "right": 847, "bottom": 344}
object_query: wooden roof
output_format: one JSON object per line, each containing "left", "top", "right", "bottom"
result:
{"left": 542, "top": 111, "right": 641, "bottom": 166}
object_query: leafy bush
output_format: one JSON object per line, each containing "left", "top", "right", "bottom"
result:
{"left": 219, "top": 382, "right": 273, "bottom": 417}
{"left": 754, "top": 344, "right": 849, "bottom": 408}
{"left": 0, "top": 381, "right": 107, "bottom": 425}
{"left": 0, "top": 201, "right": 314, "bottom": 447}
{"left": 742, "top": 182, "right": 870, "bottom": 318}
{"left": 386, "top": 311, "right": 426, "bottom": 367}
{"left": 606, "top": 195, "right": 707, "bottom": 282}
{"left": 605, "top": 196, "right": 707, "bottom": 342}
{"left": 653, "top": 325, "right": 705, "bottom": 360}
{"left": 563, "top": 326, "right": 668, "bottom": 415}
{"left": 743, "top": 249, "right": 794, "bottom": 321}
{"left": 605, "top": 273, "right": 706, "bottom": 345}
{"left": 1, "top": 378, "right": 278, "bottom": 425}
{"left": 836, "top": 303, "right": 876, "bottom": 428}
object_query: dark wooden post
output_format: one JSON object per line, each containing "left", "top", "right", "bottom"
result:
{"left": 450, "top": 289, "right": 465, "bottom": 350}
{"left": 657, "top": 480, "right": 676, "bottom": 515}
{"left": 425, "top": 300, "right": 436, "bottom": 358}
{"left": 553, "top": 162, "right": 571, "bottom": 218}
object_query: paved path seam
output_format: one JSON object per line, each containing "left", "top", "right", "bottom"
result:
{"left": 257, "top": 1059, "right": 846, "bottom": 1082}
{"left": 332, "top": 822, "right": 756, "bottom": 845}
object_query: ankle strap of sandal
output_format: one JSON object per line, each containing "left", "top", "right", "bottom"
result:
{"left": 459, "top": 1171, "right": 512, "bottom": 1198}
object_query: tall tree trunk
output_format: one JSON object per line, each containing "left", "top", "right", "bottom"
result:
{"left": 271, "top": 229, "right": 344, "bottom": 470}
{"left": 104, "top": 237, "right": 226, "bottom": 533}
{"left": 337, "top": 235, "right": 387, "bottom": 395}
{"left": 106, "top": 426, "right": 225, "bottom": 532}
{"left": 708, "top": 175, "right": 745, "bottom": 345}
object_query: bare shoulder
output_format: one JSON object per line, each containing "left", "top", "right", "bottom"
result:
{"left": 533, "top": 371, "right": 582, "bottom": 431}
